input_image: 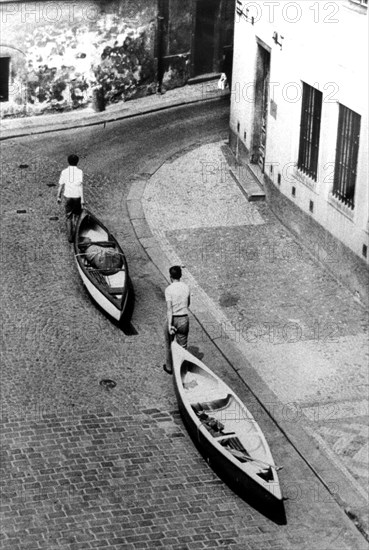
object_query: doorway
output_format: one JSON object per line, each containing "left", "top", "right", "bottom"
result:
{"left": 193, "top": 0, "right": 221, "bottom": 76}
{"left": 252, "top": 43, "right": 271, "bottom": 173}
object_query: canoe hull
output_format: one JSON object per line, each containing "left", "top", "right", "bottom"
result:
{"left": 74, "top": 209, "right": 131, "bottom": 322}
{"left": 175, "top": 386, "right": 282, "bottom": 507}
{"left": 171, "top": 342, "right": 285, "bottom": 521}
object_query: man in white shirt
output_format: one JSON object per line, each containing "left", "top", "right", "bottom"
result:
{"left": 163, "top": 265, "right": 190, "bottom": 374}
{"left": 57, "top": 154, "right": 84, "bottom": 242}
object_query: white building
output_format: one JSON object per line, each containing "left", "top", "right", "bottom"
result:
{"left": 229, "top": 0, "right": 368, "bottom": 302}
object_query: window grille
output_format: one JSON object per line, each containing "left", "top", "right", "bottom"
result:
{"left": 297, "top": 82, "right": 323, "bottom": 181}
{"left": 332, "top": 104, "right": 361, "bottom": 209}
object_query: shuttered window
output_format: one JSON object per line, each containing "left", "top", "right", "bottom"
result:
{"left": 332, "top": 104, "right": 361, "bottom": 209}
{"left": 297, "top": 82, "right": 323, "bottom": 181}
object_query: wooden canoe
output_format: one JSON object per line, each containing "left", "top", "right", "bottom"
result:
{"left": 171, "top": 341, "right": 284, "bottom": 515}
{"left": 74, "top": 209, "right": 130, "bottom": 322}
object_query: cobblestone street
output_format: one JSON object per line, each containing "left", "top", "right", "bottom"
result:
{"left": 1, "top": 103, "right": 368, "bottom": 549}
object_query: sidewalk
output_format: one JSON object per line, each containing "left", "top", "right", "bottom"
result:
{"left": 128, "top": 140, "right": 369, "bottom": 538}
{"left": 0, "top": 79, "right": 229, "bottom": 141}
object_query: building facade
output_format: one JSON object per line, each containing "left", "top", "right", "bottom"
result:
{"left": 0, "top": 0, "right": 234, "bottom": 117}
{"left": 229, "top": 0, "right": 369, "bottom": 302}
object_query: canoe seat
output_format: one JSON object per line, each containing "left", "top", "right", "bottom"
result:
{"left": 89, "top": 241, "right": 116, "bottom": 247}
{"left": 79, "top": 240, "right": 116, "bottom": 250}
{"left": 194, "top": 394, "right": 232, "bottom": 412}
{"left": 108, "top": 287, "right": 124, "bottom": 295}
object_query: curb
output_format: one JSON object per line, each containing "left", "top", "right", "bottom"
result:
{"left": 0, "top": 93, "right": 229, "bottom": 142}
{"left": 126, "top": 141, "right": 369, "bottom": 543}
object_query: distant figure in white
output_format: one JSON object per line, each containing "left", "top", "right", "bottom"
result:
{"left": 218, "top": 73, "right": 228, "bottom": 90}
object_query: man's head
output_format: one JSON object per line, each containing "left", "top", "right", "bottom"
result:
{"left": 169, "top": 265, "right": 182, "bottom": 281}
{"left": 68, "top": 154, "right": 79, "bottom": 166}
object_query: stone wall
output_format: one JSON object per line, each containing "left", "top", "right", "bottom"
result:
{"left": 0, "top": 0, "right": 157, "bottom": 116}
{"left": 0, "top": 0, "right": 236, "bottom": 116}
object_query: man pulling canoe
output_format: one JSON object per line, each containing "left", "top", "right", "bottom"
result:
{"left": 57, "top": 154, "right": 84, "bottom": 242}
{"left": 163, "top": 265, "right": 190, "bottom": 374}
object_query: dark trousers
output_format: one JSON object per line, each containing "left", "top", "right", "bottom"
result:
{"left": 164, "top": 315, "right": 189, "bottom": 372}
{"left": 65, "top": 197, "right": 81, "bottom": 242}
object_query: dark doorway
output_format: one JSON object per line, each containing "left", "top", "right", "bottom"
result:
{"left": 0, "top": 57, "right": 10, "bottom": 102}
{"left": 252, "top": 43, "right": 271, "bottom": 173}
{"left": 194, "top": 0, "right": 221, "bottom": 76}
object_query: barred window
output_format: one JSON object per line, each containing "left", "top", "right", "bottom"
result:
{"left": 297, "top": 82, "right": 323, "bottom": 181}
{"left": 332, "top": 104, "right": 361, "bottom": 209}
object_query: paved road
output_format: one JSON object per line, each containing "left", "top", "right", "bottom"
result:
{"left": 1, "top": 101, "right": 367, "bottom": 549}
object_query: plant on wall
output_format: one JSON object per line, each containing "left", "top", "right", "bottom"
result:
{"left": 94, "top": 31, "right": 155, "bottom": 102}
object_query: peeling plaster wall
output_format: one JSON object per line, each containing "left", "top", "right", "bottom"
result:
{"left": 0, "top": 0, "right": 157, "bottom": 117}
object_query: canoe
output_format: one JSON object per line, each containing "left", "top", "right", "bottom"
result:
{"left": 171, "top": 341, "right": 284, "bottom": 515}
{"left": 74, "top": 208, "right": 131, "bottom": 322}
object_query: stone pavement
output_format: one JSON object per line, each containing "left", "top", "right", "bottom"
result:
{"left": 1, "top": 120, "right": 368, "bottom": 548}
{"left": 0, "top": 80, "right": 229, "bottom": 141}
{"left": 139, "top": 141, "right": 369, "bottom": 537}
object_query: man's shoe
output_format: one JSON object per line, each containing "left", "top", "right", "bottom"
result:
{"left": 163, "top": 365, "right": 173, "bottom": 375}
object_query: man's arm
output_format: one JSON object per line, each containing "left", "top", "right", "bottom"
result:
{"left": 57, "top": 183, "right": 64, "bottom": 203}
{"left": 57, "top": 171, "right": 65, "bottom": 203}
{"left": 80, "top": 173, "right": 84, "bottom": 206}
{"left": 166, "top": 300, "right": 176, "bottom": 335}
